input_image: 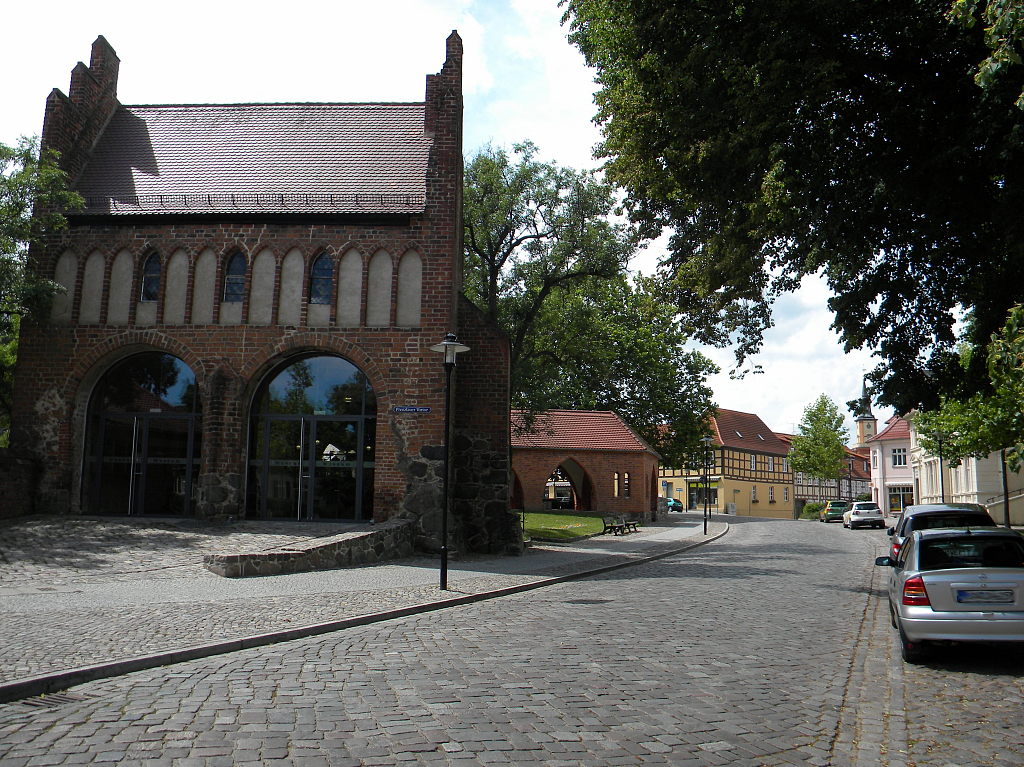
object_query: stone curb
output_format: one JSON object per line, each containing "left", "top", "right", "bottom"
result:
{"left": 0, "top": 523, "right": 729, "bottom": 704}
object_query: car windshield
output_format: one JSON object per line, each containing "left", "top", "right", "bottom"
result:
{"left": 854, "top": 503, "right": 879, "bottom": 510}
{"left": 918, "top": 538, "right": 1024, "bottom": 570}
{"left": 910, "top": 514, "right": 993, "bottom": 532}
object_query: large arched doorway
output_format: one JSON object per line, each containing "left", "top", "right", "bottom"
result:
{"left": 248, "top": 355, "right": 376, "bottom": 521}
{"left": 543, "top": 459, "right": 594, "bottom": 511}
{"left": 85, "top": 352, "right": 202, "bottom": 516}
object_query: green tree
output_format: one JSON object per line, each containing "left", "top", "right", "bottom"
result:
{"left": 562, "top": 0, "right": 1024, "bottom": 414}
{"left": 1, "top": 137, "right": 82, "bottom": 441}
{"left": 788, "top": 395, "right": 849, "bottom": 499}
{"left": 951, "top": 0, "right": 1024, "bottom": 106}
{"left": 0, "top": 315, "right": 17, "bottom": 446}
{"left": 915, "top": 304, "right": 1024, "bottom": 523}
{"left": 464, "top": 141, "right": 639, "bottom": 368}
{"left": 1, "top": 137, "right": 82, "bottom": 334}
{"left": 518, "top": 274, "right": 717, "bottom": 466}
{"left": 463, "top": 142, "right": 717, "bottom": 462}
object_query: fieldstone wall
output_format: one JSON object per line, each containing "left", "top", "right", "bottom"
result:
{"left": 203, "top": 519, "right": 416, "bottom": 577}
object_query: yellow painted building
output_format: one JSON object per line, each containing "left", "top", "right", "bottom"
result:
{"left": 659, "top": 409, "right": 796, "bottom": 519}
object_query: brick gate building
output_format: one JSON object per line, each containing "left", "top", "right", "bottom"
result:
{"left": 510, "top": 410, "right": 660, "bottom": 519}
{"left": 7, "top": 34, "right": 519, "bottom": 556}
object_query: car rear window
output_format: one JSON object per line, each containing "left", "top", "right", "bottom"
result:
{"left": 918, "top": 538, "right": 1024, "bottom": 570}
{"left": 909, "top": 513, "right": 994, "bottom": 532}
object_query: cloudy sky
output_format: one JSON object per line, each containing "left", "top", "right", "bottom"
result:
{"left": 3, "top": 0, "right": 890, "bottom": 439}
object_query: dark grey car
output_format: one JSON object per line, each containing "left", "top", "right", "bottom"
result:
{"left": 887, "top": 503, "right": 996, "bottom": 559}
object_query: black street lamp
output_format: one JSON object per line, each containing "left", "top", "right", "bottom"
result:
{"left": 430, "top": 332, "right": 470, "bottom": 590}
{"left": 701, "top": 436, "right": 714, "bottom": 535}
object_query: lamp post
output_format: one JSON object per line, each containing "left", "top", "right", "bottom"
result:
{"left": 701, "top": 436, "right": 714, "bottom": 535}
{"left": 430, "top": 332, "right": 470, "bottom": 590}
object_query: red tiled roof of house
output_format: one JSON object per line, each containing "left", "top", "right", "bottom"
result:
{"left": 511, "top": 410, "right": 658, "bottom": 455}
{"left": 869, "top": 415, "right": 910, "bottom": 442}
{"left": 711, "top": 409, "right": 790, "bottom": 456}
{"left": 73, "top": 103, "right": 432, "bottom": 215}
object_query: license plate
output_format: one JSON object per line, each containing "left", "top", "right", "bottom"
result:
{"left": 956, "top": 589, "right": 1014, "bottom": 604}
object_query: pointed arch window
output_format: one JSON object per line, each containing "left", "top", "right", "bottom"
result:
{"left": 140, "top": 252, "right": 161, "bottom": 302}
{"left": 223, "top": 252, "right": 247, "bottom": 303}
{"left": 309, "top": 253, "right": 334, "bottom": 304}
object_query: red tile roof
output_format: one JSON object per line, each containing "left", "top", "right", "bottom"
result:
{"left": 73, "top": 103, "right": 432, "bottom": 216}
{"left": 711, "top": 409, "right": 790, "bottom": 456}
{"left": 869, "top": 415, "right": 911, "bottom": 442}
{"left": 511, "top": 410, "right": 657, "bottom": 455}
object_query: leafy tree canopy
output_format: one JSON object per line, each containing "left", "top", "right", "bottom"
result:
{"left": 1, "top": 137, "right": 81, "bottom": 441}
{"left": 1, "top": 137, "right": 82, "bottom": 337}
{"left": 464, "top": 140, "right": 639, "bottom": 363}
{"left": 915, "top": 303, "right": 1024, "bottom": 471}
{"left": 951, "top": 0, "right": 1024, "bottom": 107}
{"left": 463, "top": 142, "right": 717, "bottom": 463}
{"left": 562, "top": 0, "right": 1024, "bottom": 414}
{"left": 517, "top": 273, "right": 718, "bottom": 466}
{"left": 788, "top": 395, "right": 849, "bottom": 481}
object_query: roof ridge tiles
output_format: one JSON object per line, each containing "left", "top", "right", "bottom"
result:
{"left": 123, "top": 102, "right": 425, "bottom": 109}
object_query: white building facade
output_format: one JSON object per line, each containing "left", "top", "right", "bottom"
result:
{"left": 908, "top": 421, "right": 1024, "bottom": 526}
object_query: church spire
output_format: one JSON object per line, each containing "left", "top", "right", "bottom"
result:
{"left": 853, "top": 377, "right": 877, "bottom": 447}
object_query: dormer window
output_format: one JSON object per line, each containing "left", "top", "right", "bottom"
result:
{"left": 735, "top": 430, "right": 743, "bottom": 437}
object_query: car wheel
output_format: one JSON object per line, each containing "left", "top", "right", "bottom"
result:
{"left": 898, "top": 624, "right": 926, "bottom": 664}
{"left": 888, "top": 602, "right": 897, "bottom": 629}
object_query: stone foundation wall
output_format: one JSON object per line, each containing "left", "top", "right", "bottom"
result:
{"left": 203, "top": 519, "right": 416, "bottom": 577}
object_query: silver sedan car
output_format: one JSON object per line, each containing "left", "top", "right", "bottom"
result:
{"left": 875, "top": 528, "right": 1024, "bottom": 662}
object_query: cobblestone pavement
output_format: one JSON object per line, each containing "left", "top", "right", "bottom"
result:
{"left": 0, "top": 514, "right": 716, "bottom": 685}
{"left": 1, "top": 517, "right": 1022, "bottom": 766}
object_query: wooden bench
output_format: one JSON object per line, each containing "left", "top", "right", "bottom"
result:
{"left": 602, "top": 516, "right": 626, "bottom": 535}
{"left": 602, "top": 516, "right": 640, "bottom": 535}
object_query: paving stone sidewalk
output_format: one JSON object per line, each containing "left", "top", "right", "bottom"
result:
{"left": 0, "top": 513, "right": 722, "bottom": 692}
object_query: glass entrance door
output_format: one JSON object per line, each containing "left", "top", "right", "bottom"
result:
{"left": 248, "top": 355, "right": 376, "bottom": 522}
{"left": 255, "top": 416, "right": 368, "bottom": 520}
{"left": 85, "top": 353, "right": 201, "bottom": 516}
{"left": 310, "top": 419, "right": 360, "bottom": 520}
{"left": 90, "top": 413, "right": 199, "bottom": 516}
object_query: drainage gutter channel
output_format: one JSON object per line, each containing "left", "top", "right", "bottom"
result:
{"left": 0, "top": 524, "right": 728, "bottom": 705}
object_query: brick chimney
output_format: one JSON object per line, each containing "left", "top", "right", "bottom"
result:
{"left": 40, "top": 36, "right": 120, "bottom": 181}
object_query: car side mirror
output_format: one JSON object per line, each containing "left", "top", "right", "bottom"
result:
{"left": 874, "top": 556, "right": 895, "bottom": 567}
{"left": 886, "top": 527, "right": 895, "bottom": 536}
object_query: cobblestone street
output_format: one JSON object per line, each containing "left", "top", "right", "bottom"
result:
{"left": 0, "top": 517, "right": 1022, "bottom": 765}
